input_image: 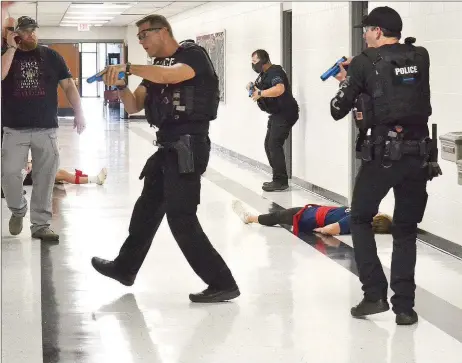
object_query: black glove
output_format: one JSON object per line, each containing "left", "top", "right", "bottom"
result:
{"left": 139, "top": 152, "right": 162, "bottom": 180}
{"left": 427, "top": 161, "right": 442, "bottom": 181}
{"left": 425, "top": 139, "right": 443, "bottom": 181}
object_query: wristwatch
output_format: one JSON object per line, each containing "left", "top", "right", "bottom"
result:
{"left": 258, "top": 90, "right": 262, "bottom": 97}
{"left": 116, "top": 83, "right": 127, "bottom": 91}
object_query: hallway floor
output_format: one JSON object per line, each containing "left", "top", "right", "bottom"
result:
{"left": 2, "top": 108, "right": 462, "bottom": 363}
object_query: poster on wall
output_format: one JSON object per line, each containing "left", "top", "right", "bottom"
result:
{"left": 196, "top": 30, "right": 226, "bottom": 103}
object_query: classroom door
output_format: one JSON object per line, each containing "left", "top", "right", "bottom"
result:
{"left": 48, "top": 43, "right": 80, "bottom": 116}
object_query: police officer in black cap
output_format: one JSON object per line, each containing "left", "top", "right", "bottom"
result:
{"left": 329, "top": 6, "right": 442, "bottom": 325}
{"left": 247, "top": 49, "right": 299, "bottom": 192}
{"left": 91, "top": 14, "right": 240, "bottom": 303}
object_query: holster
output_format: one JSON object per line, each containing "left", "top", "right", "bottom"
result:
{"left": 420, "top": 137, "right": 443, "bottom": 181}
{"left": 157, "top": 134, "right": 195, "bottom": 174}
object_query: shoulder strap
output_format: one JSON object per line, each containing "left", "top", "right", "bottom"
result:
{"left": 180, "top": 42, "right": 217, "bottom": 77}
{"left": 362, "top": 47, "right": 382, "bottom": 65}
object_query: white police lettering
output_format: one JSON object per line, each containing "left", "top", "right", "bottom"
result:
{"left": 154, "top": 57, "right": 176, "bottom": 66}
{"left": 394, "top": 66, "right": 418, "bottom": 76}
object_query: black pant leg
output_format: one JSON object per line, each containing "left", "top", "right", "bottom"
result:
{"left": 114, "top": 152, "right": 166, "bottom": 275}
{"left": 258, "top": 207, "right": 303, "bottom": 226}
{"left": 390, "top": 157, "right": 428, "bottom": 313}
{"left": 350, "top": 160, "right": 395, "bottom": 301}
{"left": 267, "top": 114, "right": 292, "bottom": 184}
{"left": 164, "top": 136, "right": 237, "bottom": 290}
{"left": 264, "top": 119, "right": 273, "bottom": 171}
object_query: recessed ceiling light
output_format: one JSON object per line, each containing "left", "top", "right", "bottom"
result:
{"left": 70, "top": 3, "right": 134, "bottom": 9}
{"left": 61, "top": 20, "right": 109, "bottom": 24}
{"left": 67, "top": 11, "right": 121, "bottom": 15}
{"left": 64, "top": 16, "right": 114, "bottom": 20}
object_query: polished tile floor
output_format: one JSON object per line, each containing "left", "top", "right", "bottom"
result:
{"left": 2, "top": 100, "right": 462, "bottom": 363}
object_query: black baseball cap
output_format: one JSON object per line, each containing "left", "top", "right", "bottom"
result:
{"left": 354, "top": 6, "right": 402, "bottom": 33}
{"left": 15, "top": 16, "right": 39, "bottom": 31}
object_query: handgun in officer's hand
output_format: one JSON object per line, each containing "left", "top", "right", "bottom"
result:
{"left": 247, "top": 82, "right": 255, "bottom": 97}
{"left": 87, "top": 69, "right": 125, "bottom": 84}
{"left": 320, "top": 56, "right": 350, "bottom": 81}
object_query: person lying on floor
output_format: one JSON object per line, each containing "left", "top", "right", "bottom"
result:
{"left": 23, "top": 160, "right": 108, "bottom": 186}
{"left": 1, "top": 166, "right": 107, "bottom": 198}
{"left": 232, "top": 200, "right": 392, "bottom": 236}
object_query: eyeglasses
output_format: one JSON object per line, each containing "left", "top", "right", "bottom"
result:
{"left": 137, "top": 27, "right": 163, "bottom": 40}
{"left": 16, "top": 27, "right": 37, "bottom": 35}
{"left": 363, "top": 26, "right": 378, "bottom": 34}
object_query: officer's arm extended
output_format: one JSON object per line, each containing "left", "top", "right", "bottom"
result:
{"left": 330, "top": 58, "right": 364, "bottom": 121}
{"left": 129, "top": 63, "right": 195, "bottom": 85}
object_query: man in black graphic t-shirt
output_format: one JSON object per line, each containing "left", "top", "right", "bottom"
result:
{"left": 247, "top": 49, "right": 299, "bottom": 192}
{"left": 91, "top": 14, "right": 240, "bottom": 304}
{"left": 1, "top": 16, "right": 86, "bottom": 241}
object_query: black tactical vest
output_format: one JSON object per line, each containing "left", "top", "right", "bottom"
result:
{"left": 362, "top": 43, "right": 431, "bottom": 127}
{"left": 353, "top": 93, "right": 374, "bottom": 131}
{"left": 145, "top": 42, "right": 220, "bottom": 128}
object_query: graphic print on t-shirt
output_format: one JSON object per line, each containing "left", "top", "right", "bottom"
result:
{"left": 13, "top": 55, "right": 45, "bottom": 98}
{"left": 154, "top": 57, "right": 176, "bottom": 67}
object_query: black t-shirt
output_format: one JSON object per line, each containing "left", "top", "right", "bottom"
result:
{"left": 140, "top": 44, "right": 213, "bottom": 135}
{"left": 254, "top": 65, "right": 299, "bottom": 120}
{"left": 1, "top": 45, "right": 72, "bottom": 129}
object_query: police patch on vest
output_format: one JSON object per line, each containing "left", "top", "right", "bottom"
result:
{"left": 393, "top": 65, "right": 419, "bottom": 84}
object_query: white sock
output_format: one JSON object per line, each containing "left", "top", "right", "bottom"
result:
{"left": 96, "top": 168, "right": 108, "bottom": 185}
{"left": 232, "top": 200, "right": 251, "bottom": 224}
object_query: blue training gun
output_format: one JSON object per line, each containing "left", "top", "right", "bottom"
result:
{"left": 87, "top": 69, "right": 125, "bottom": 83}
{"left": 320, "top": 56, "right": 348, "bottom": 81}
{"left": 248, "top": 82, "right": 255, "bottom": 97}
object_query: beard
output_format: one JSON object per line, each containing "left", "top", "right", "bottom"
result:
{"left": 20, "top": 39, "right": 38, "bottom": 51}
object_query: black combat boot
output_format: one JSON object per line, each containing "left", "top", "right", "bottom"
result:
{"left": 395, "top": 310, "right": 418, "bottom": 325}
{"left": 189, "top": 285, "right": 240, "bottom": 303}
{"left": 262, "top": 181, "right": 289, "bottom": 192}
{"left": 91, "top": 257, "right": 136, "bottom": 286}
{"left": 351, "top": 298, "right": 390, "bottom": 317}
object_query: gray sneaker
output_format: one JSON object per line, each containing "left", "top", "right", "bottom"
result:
{"left": 32, "top": 227, "right": 59, "bottom": 242}
{"left": 9, "top": 215, "right": 24, "bottom": 235}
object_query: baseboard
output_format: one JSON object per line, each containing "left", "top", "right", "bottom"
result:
{"left": 417, "top": 229, "right": 462, "bottom": 260}
{"left": 211, "top": 142, "right": 462, "bottom": 260}
{"left": 211, "top": 143, "right": 347, "bottom": 205}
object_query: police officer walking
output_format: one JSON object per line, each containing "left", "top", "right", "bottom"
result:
{"left": 91, "top": 14, "right": 240, "bottom": 303}
{"left": 247, "top": 49, "right": 299, "bottom": 192}
{"left": 330, "top": 6, "right": 441, "bottom": 325}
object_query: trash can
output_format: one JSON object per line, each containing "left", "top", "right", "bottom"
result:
{"left": 439, "top": 132, "right": 462, "bottom": 162}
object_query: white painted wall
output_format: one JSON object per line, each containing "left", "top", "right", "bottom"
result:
{"left": 369, "top": 2, "right": 462, "bottom": 244}
{"left": 38, "top": 26, "right": 125, "bottom": 41}
{"left": 291, "top": 2, "right": 352, "bottom": 198}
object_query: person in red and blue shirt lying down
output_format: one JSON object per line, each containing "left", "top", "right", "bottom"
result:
{"left": 232, "top": 200, "right": 392, "bottom": 236}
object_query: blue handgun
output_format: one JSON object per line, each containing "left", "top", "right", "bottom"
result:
{"left": 248, "top": 82, "right": 255, "bottom": 97}
{"left": 320, "top": 56, "right": 348, "bottom": 81}
{"left": 87, "top": 70, "right": 125, "bottom": 84}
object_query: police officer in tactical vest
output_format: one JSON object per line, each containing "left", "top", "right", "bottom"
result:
{"left": 247, "top": 50, "right": 299, "bottom": 192}
{"left": 330, "top": 6, "right": 442, "bottom": 325}
{"left": 91, "top": 14, "right": 240, "bottom": 303}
